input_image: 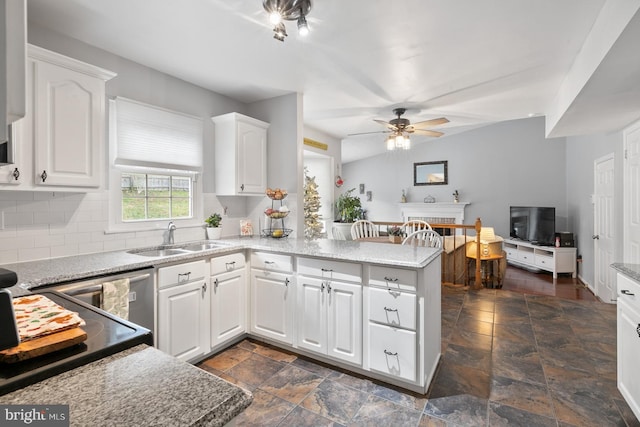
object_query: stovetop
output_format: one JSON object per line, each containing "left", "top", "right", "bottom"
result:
{"left": 0, "top": 291, "right": 153, "bottom": 396}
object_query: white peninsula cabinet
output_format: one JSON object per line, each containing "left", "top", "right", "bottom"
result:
{"left": 616, "top": 271, "right": 640, "bottom": 421}
{"left": 0, "top": 45, "right": 115, "bottom": 189}
{"left": 250, "top": 252, "right": 295, "bottom": 345}
{"left": 211, "top": 112, "right": 269, "bottom": 196}
{"left": 296, "top": 257, "right": 362, "bottom": 365}
{"left": 210, "top": 252, "right": 247, "bottom": 351}
{"left": 157, "top": 260, "right": 209, "bottom": 363}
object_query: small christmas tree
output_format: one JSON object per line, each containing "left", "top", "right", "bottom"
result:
{"left": 304, "top": 167, "right": 323, "bottom": 239}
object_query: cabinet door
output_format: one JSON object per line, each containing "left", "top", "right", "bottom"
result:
{"left": 211, "top": 268, "right": 246, "bottom": 349}
{"left": 250, "top": 269, "right": 293, "bottom": 344}
{"left": 327, "top": 281, "right": 362, "bottom": 364}
{"left": 296, "top": 276, "right": 327, "bottom": 354}
{"left": 33, "top": 59, "right": 105, "bottom": 187}
{"left": 158, "top": 280, "right": 209, "bottom": 362}
{"left": 617, "top": 299, "right": 640, "bottom": 420}
{"left": 236, "top": 120, "right": 267, "bottom": 194}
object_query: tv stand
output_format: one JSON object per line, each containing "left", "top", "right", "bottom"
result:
{"left": 503, "top": 238, "right": 576, "bottom": 279}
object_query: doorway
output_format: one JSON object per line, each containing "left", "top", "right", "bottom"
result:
{"left": 593, "top": 153, "right": 616, "bottom": 303}
{"left": 303, "top": 151, "right": 333, "bottom": 236}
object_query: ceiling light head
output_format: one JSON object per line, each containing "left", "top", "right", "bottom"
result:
{"left": 269, "top": 11, "right": 282, "bottom": 25}
{"left": 297, "top": 14, "right": 309, "bottom": 36}
{"left": 273, "top": 22, "right": 287, "bottom": 41}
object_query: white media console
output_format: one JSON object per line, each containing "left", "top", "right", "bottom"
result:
{"left": 503, "top": 238, "right": 577, "bottom": 279}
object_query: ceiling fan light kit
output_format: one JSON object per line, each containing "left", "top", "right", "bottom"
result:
{"left": 263, "top": 0, "right": 311, "bottom": 42}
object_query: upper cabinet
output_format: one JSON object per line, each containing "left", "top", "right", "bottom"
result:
{"left": 0, "top": 45, "right": 116, "bottom": 190}
{"left": 212, "top": 112, "right": 269, "bottom": 196}
{"left": 0, "top": 0, "right": 27, "bottom": 153}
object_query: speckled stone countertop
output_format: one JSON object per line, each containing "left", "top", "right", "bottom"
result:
{"left": 611, "top": 263, "right": 640, "bottom": 282}
{"left": 1, "top": 237, "right": 440, "bottom": 292}
{"left": 0, "top": 345, "right": 252, "bottom": 426}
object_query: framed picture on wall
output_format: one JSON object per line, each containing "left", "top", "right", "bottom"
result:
{"left": 414, "top": 161, "right": 448, "bottom": 185}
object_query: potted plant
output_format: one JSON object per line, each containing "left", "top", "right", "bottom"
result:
{"left": 205, "top": 213, "right": 222, "bottom": 240}
{"left": 333, "top": 188, "right": 364, "bottom": 240}
{"left": 388, "top": 225, "right": 404, "bottom": 244}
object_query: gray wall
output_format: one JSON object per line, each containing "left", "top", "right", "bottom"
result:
{"left": 342, "top": 117, "right": 568, "bottom": 238}
{"left": 566, "top": 130, "right": 625, "bottom": 287}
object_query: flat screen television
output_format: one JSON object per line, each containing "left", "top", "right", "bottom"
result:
{"left": 510, "top": 206, "right": 556, "bottom": 246}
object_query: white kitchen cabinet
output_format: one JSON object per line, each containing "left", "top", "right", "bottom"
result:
{"left": 210, "top": 252, "right": 247, "bottom": 350}
{"left": 0, "top": 45, "right": 115, "bottom": 190}
{"left": 296, "top": 257, "right": 362, "bottom": 365}
{"left": 616, "top": 272, "right": 640, "bottom": 421}
{"left": 211, "top": 112, "right": 269, "bottom": 195}
{"left": 250, "top": 252, "right": 294, "bottom": 345}
{"left": 157, "top": 260, "right": 209, "bottom": 362}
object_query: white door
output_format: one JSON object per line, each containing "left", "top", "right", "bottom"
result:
{"left": 296, "top": 277, "right": 327, "bottom": 354}
{"left": 158, "top": 280, "right": 208, "bottom": 362}
{"left": 327, "top": 281, "right": 362, "bottom": 364}
{"left": 210, "top": 269, "right": 246, "bottom": 348}
{"left": 250, "top": 270, "right": 293, "bottom": 344}
{"left": 624, "top": 122, "right": 640, "bottom": 263}
{"left": 594, "top": 154, "right": 616, "bottom": 303}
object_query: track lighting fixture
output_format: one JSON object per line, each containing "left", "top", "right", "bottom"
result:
{"left": 263, "top": 0, "right": 312, "bottom": 42}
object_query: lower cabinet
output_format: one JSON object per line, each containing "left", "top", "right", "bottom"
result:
{"left": 210, "top": 253, "right": 247, "bottom": 350}
{"left": 250, "top": 252, "right": 295, "bottom": 345}
{"left": 297, "top": 276, "right": 362, "bottom": 365}
{"left": 157, "top": 260, "right": 209, "bottom": 362}
{"left": 616, "top": 272, "right": 640, "bottom": 421}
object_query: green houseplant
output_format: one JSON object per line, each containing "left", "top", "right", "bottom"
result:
{"left": 333, "top": 188, "right": 364, "bottom": 240}
{"left": 205, "top": 213, "right": 222, "bottom": 239}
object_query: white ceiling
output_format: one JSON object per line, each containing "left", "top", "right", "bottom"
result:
{"left": 26, "top": 0, "right": 640, "bottom": 163}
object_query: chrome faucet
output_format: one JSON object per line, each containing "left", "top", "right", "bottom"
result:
{"left": 165, "top": 221, "right": 176, "bottom": 245}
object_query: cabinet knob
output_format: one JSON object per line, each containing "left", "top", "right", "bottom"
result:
{"left": 202, "top": 282, "right": 207, "bottom": 297}
{"left": 12, "top": 168, "right": 20, "bottom": 181}
{"left": 637, "top": 324, "right": 640, "bottom": 338}
{"left": 214, "top": 278, "right": 219, "bottom": 290}
{"left": 284, "top": 278, "right": 290, "bottom": 287}
{"left": 240, "top": 184, "right": 245, "bottom": 191}
{"left": 40, "top": 170, "right": 47, "bottom": 182}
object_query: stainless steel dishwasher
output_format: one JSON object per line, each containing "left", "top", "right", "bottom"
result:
{"left": 38, "top": 268, "right": 155, "bottom": 340}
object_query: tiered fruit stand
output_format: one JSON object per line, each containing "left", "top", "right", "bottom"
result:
{"left": 262, "top": 188, "right": 292, "bottom": 238}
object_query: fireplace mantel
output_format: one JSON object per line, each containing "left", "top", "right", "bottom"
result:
{"left": 399, "top": 202, "right": 470, "bottom": 224}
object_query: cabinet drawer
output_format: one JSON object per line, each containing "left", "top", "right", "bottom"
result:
{"left": 534, "top": 254, "right": 553, "bottom": 269}
{"left": 505, "top": 247, "right": 517, "bottom": 259}
{"left": 297, "top": 257, "right": 362, "bottom": 283}
{"left": 369, "top": 322, "right": 416, "bottom": 382}
{"left": 617, "top": 273, "right": 640, "bottom": 308}
{"left": 369, "top": 266, "right": 417, "bottom": 292}
{"left": 158, "top": 260, "right": 206, "bottom": 289}
{"left": 251, "top": 251, "right": 293, "bottom": 273}
{"left": 369, "top": 287, "right": 416, "bottom": 330}
{"left": 517, "top": 251, "right": 534, "bottom": 263}
{"left": 211, "top": 252, "right": 246, "bottom": 276}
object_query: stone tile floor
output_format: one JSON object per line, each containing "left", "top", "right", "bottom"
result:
{"left": 197, "top": 270, "right": 639, "bottom": 426}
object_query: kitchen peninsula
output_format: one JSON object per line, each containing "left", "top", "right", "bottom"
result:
{"left": 0, "top": 237, "right": 442, "bottom": 420}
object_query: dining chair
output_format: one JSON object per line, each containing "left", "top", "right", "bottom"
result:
{"left": 331, "top": 226, "right": 346, "bottom": 240}
{"left": 402, "top": 229, "right": 443, "bottom": 248}
{"left": 350, "top": 220, "right": 379, "bottom": 240}
{"left": 401, "top": 220, "right": 432, "bottom": 235}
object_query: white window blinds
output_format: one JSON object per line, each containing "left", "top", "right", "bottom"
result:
{"left": 112, "top": 97, "right": 203, "bottom": 172}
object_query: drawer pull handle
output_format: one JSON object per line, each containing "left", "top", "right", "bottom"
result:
{"left": 40, "top": 170, "right": 47, "bottom": 182}
{"left": 214, "top": 278, "right": 219, "bottom": 290}
{"left": 178, "top": 272, "right": 191, "bottom": 281}
{"left": 12, "top": 168, "right": 20, "bottom": 181}
{"left": 284, "top": 278, "right": 290, "bottom": 287}
{"left": 384, "top": 307, "right": 398, "bottom": 313}
{"left": 383, "top": 349, "right": 398, "bottom": 356}
{"left": 321, "top": 282, "right": 325, "bottom": 292}
{"left": 384, "top": 276, "right": 399, "bottom": 282}
{"left": 264, "top": 261, "right": 275, "bottom": 264}
{"left": 637, "top": 324, "right": 640, "bottom": 338}
{"left": 622, "top": 289, "right": 635, "bottom": 296}
{"left": 321, "top": 268, "right": 333, "bottom": 272}
{"left": 225, "top": 261, "right": 236, "bottom": 269}
{"left": 202, "top": 282, "right": 207, "bottom": 297}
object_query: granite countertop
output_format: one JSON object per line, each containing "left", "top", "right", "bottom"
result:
{"left": 1, "top": 237, "right": 441, "bottom": 291}
{"left": 611, "top": 263, "right": 640, "bottom": 282}
{"left": 0, "top": 344, "right": 252, "bottom": 427}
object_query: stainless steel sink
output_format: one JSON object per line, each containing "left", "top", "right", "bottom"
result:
{"left": 180, "top": 243, "right": 225, "bottom": 252}
{"left": 130, "top": 248, "right": 190, "bottom": 257}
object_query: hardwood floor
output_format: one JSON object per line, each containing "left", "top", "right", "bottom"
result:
{"left": 196, "top": 266, "right": 638, "bottom": 426}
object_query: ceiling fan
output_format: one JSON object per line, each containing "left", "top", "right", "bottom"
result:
{"left": 350, "top": 108, "right": 449, "bottom": 138}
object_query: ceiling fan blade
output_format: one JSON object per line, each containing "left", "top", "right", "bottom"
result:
{"left": 373, "top": 119, "right": 398, "bottom": 131}
{"left": 347, "top": 130, "right": 390, "bottom": 137}
{"left": 411, "top": 117, "right": 450, "bottom": 129}
{"left": 412, "top": 129, "right": 444, "bottom": 137}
